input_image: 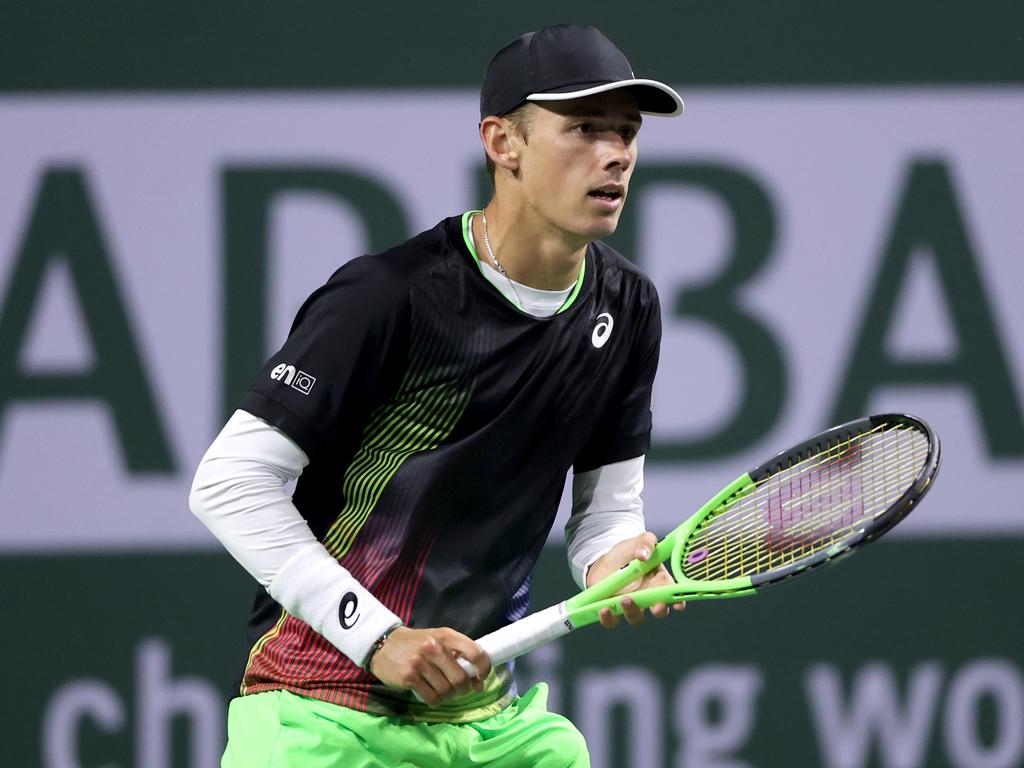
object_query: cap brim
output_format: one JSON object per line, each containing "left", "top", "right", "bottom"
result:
{"left": 526, "top": 78, "right": 684, "bottom": 117}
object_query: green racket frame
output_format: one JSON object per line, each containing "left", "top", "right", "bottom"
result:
{"left": 456, "top": 413, "right": 940, "bottom": 675}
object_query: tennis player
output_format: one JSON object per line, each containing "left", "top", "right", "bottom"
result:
{"left": 190, "top": 24, "right": 684, "bottom": 766}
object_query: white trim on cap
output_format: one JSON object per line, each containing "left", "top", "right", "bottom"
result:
{"left": 526, "top": 78, "right": 684, "bottom": 117}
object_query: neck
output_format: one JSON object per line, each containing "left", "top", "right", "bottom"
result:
{"left": 474, "top": 199, "right": 588, "bottom": 291}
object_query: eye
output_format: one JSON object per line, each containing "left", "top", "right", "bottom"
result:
{"left": 573, "top": 122, "right": 596, "bottom": 134}
{"left": 619, "top": 126, "right": 638, "bottom": 142}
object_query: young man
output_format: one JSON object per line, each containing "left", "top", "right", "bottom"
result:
{"left": 190, "top": 24, "right": 684, "bottom": 766}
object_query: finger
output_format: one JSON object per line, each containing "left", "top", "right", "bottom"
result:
{"left": 409, "top": 668, "right": 442, "bottom": 705}
{"left": 634, "top": 531, "right": 658, "bottom": 561}
{"left": 651, "top": 599, "right": 686, "bottom": 616}
{"left": 412, "top": 637, "right": 457, "bottom": 699}
{"left": 651, "top": 602, "right": 670, "bottom": 619}
{"left": 413, "top": 679, "right": 441, "bottom": 705}
{"left": 440, "top": 630, "right": 491, "bottom": 684}
{"left": 456, "top": 656, "right": 484, "bottom": 689}
{"left": 599, "top": 606, "right": 620, "bottom": 628}
{"left": 416, "top": 658, "right": 455, "bottom": 702}
{"left": 423, "top": 635, "right": 475, "bottom": 696}
{"left": 621, "top": 596, "right": 646, "bottom": 626}
{"left": 442, "top": 660, "right": 475, "bottom": 696}
{"left": 433, "top": 652, "right": 474, "bottom": 696}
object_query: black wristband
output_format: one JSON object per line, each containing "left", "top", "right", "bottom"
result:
{"left": 361, "top": 623, "right": 402, "bottom": 673}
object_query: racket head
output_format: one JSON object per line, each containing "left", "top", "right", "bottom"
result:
{"left": 670, "top": 413, "right": 940, "bottom": 594}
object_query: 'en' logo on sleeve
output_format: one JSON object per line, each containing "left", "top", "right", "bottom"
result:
{"left": 271, "top": 363, "right": 317, "bottom": 395}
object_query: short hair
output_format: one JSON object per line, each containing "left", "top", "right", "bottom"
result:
{"left": 485, "top": 103, "right": 533, "bottom": 186}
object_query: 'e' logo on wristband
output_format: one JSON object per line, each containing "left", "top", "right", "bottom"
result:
{"left": 339, "top": 592, "right": 360, "bottom": 629}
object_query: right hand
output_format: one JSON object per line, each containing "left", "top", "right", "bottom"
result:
{"left": 368, "top": 626, "right": 492, "bottom": 705}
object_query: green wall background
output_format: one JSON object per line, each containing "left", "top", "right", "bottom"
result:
{"left": 6, "top": 543, "right": 1023, "bottom": 767}
{"left": 2, "top": 0, "right": 1021, "bottom": 91}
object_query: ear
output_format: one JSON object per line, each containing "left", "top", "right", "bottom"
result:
{"left": 480, "top": 116, "right": 521, "bottom": 176}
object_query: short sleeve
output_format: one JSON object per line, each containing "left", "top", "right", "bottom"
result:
{"left": 239, "top": 255, "right": 409, "bottom": 461}
{"left": 573, "top": 284, "right": 662, "bottom": 473}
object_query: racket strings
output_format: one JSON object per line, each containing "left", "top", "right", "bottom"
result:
{"left": 692, "top": 425, "right": 895, "bottom": 545}
{"left": 693, "top": 428, "right": 921, "bottom": 577}
{"left": 756, "top": 440, "right": 915, "bottom": 536}
{"left": 693, "top": 465, "right": 879, "bottom": 579}
{"left": 708, "top": 428, "right": 907, "bottom": 544}
{"left": 688, "top": 427, "right": 924, "bottom": 579}
{"left": 681, "top": 424, "right": 929, "bottom": 581}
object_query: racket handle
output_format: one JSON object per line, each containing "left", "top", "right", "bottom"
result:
{"left": 458, "top": 603, "right": 572, "bottom": 677}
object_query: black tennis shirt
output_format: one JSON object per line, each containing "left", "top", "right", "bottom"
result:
{"left": 237, "top": 212, "right": 662, "bottom": 718}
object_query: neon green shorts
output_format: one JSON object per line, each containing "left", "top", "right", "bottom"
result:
{"left": 221, "top": 683, "right": 589, "bottom": 768}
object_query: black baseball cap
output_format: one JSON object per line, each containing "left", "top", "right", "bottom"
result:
{"left": 480, "top": 25, "right": 684, "bottom": 120}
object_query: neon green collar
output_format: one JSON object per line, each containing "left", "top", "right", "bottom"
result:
{"left": 460, "top": 210, "right": 586, "bottom": 315}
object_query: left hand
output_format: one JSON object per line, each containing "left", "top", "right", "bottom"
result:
{"left": 585, "top": 531, "right": 686, "bottom": 628}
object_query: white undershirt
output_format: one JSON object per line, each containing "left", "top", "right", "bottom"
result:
{"left": 478, "top": 260, "right": 572, "bottom": 317}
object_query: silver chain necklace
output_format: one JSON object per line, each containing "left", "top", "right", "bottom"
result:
{"left": 480, "top": 211, "right": 525, "bottom": 310}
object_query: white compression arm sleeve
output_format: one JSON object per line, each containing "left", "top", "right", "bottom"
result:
{"left": 565, "top": 455, "right": 647, "bottom": 589}
{"left": 189, "top": 410, "right": 402, "bottom": 666}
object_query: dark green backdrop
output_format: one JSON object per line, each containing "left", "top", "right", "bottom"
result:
{"left": 2, "top": 0, "right": 1021, "bottom": 91}
{"left": 6, "top": 543, "right": 1023, "bottom": 766}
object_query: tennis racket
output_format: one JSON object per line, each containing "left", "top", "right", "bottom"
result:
{"left": 459, "top": 413, "right": 940, "bottom": 676}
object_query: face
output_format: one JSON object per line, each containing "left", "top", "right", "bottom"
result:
{"left": 508, "top": 89, "right": 642, "bottom": 242}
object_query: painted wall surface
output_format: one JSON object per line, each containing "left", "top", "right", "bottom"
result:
{"left": 2, "top": 91, "right": 1022, "bottom": 550}
{"left": 6, "top": 546, "right": 1022, "bottom": 768}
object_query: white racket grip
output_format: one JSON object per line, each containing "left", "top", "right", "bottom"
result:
{"left": 457, "top": 603, "right": 572, "bottom": 678}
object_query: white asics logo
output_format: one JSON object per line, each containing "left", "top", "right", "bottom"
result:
{"left": 592, "top": 313, "right": 614, "bottom": 348}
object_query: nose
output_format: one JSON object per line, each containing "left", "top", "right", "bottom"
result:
{"left": 603, "top": 134, "right": 633, "bottom": 174}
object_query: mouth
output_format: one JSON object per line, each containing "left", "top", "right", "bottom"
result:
{"left": 588, "top": 184, "right": 624, "bottom": 203}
